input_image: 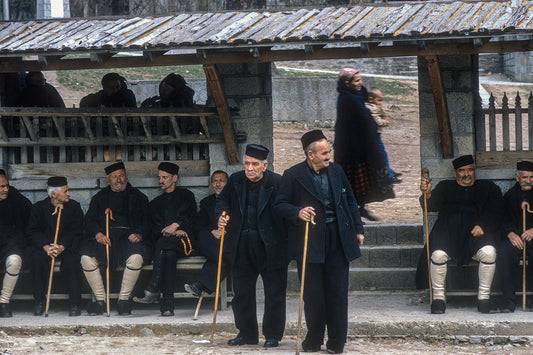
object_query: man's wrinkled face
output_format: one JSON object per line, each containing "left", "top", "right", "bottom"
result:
{"left": 308, "top": 139, "right": 331, "bottom": 171}
{"left": 516, "top": 170, "right": 533, "bottom": 191}
{"left": 0, "top": 176, "right": 9, "bottom": 201}
{"left": 210, "top": 172, "right": 227, "bottom": 196}
{"left": 244, "top": 156, "right": 267, "bottom": 182}
{"left": 107, "top": 169, "right": 128, "bottom": 192}
{"left": 158, "top": 170, "right": 177, "bottom": 193}
{"left": 453, "top": 164, "right": 476, "bottom": 187}
{"left": 52, "top": 185, "right": 70, "bottom": 204}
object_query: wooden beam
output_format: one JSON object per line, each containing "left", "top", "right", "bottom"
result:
{"left": 202, "top": 64, "right": 239, "bottom": 165}
{"left": 1, "top": 39, "right": 532, "bottom": 73}
{"left": 425, "top": 55, "right": 453, "bottom": 159}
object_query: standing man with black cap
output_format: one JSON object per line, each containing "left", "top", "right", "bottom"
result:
{"left": 275, "top": 130, "right": 364, "bottom": 354}
{"left": 217, "top": 144, "right": 287, "bottom": 348}
{"left": 0, "top": 170, "right": 32, "bottom": 317}
{"left": 133, "top": 162, "right": 197, "bottom": 316}
{"left": 419, "top": 155, "right": 503, "bottom": 314}
{"left": 26, "top": 176, "right": 84, "bottom": 316}
{"left": 497, "top": 161, "right": 533, "bottom": 312}
{"left": 80, "top": 162, "right": 150, "bottom": 315}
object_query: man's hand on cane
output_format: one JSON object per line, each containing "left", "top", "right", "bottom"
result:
{"left": 218, "top": 214, "right": 230, "bottom": 229}
{"left": 420, "top": 176, "right": 432, "bottom": 198}
{"left": 508, "top": 231, "right": 525, "bottom": 250}
{"left": 470, "top": 225, "right": 484, "bottom": 237}
{"left": 95, "top": 232, "right": 111, "bottom": 246}
{"left": 522, "top": 227, "right": 533, "bottom": 242}
{"left": 298, "top": 206, "right": 315, "bottom": 222}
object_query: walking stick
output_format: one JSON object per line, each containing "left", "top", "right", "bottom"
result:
{"left": 296, "top": 214, "right": 315, "bottom": 355}
{"left": 522, "top": 202, "right": 533, "bottom": 310}
{"left": 45, "top": 204, "right": 64, "bottom": 317}
{"left": 105, "top": 208, "right": 114, "bottom": 317}
{"left": 210, "top": 211, "right": 227, "bottom": 344}
{"left": 193, "top": 291, "right": 204, "bottom": 320}
{"left": 422, "top": 168, "right": 433, "bottom": 305}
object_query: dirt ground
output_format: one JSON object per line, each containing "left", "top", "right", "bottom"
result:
{"left": 273, "top": 102, "right": 422, "bottom": 225}
{"left": 1, "top": 331, "right": 531, "bottom": 354}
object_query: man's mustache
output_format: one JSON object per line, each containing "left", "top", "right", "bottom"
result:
{"left": 461, "top": 175, "right": 473, "bottom": 180}
{"left": 520, "top": 182, "right": 533, "bottom": 187}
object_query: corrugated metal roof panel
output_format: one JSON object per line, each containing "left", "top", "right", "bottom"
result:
{"left": 0, "top": 1, "right": 530, "bottom": 55}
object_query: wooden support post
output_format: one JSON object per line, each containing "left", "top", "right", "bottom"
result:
{"left": 203, "top": 64, "right": 239, "bottom": 165}
{"left": 425, "top": 55, "right": 453, "bottom": 159}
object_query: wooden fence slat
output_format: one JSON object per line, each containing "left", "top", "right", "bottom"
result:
{"left": 529, "top": 93, "right": 533, "bottom": 151}
{"left": 515, "top": 92, "right": 522, "bottom": 151}
{"left": 502, "top": 93, "right": 510, "bottom": 151}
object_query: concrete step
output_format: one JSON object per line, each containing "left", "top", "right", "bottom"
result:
{"left": 352, "top": 245, "right": 423, "bottom": 268}
{"left": 287, "top": 267, "right": 417, "bottom": 291}
{"left": 363, "top": 224, "right": 424, "bottom": 246}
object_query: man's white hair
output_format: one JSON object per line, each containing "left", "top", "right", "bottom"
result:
{"left": 47, "top": 186, "right": 63, "bottom": 198}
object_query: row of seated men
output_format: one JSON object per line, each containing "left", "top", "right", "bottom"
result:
{"left": 15, "top": 71, "right": 194, "bottom": 109}
{"left": 0, "top": 162, "right": 228, "bottom": 318}
{"left": 417, "top": 155, "right": 533, "bottom": 315}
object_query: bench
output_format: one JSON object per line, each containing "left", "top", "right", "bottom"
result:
{"left": 11, "top": 256, "right": 232, "bottom": 311}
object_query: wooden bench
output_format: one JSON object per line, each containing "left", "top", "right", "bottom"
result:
{"left": 11, "top": 256, "right": 232, "bottom": 310}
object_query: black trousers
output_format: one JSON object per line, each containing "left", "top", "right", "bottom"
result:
{"left": 196, "top": 230, "right": 230, "bottom": 294}
{"left": 497, "top": 238, "right": 533, "bottom": 301}
{"left": 28, "top": 248, "right": 82, "bottom": 305}
{"left": 297, "top": 222, "right": 349, "bottom": 350}
{"left": 231, "top": 229, "right": 287, "bottom": 342}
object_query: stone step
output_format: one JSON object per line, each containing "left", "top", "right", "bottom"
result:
{"left": 287, "top": 267, "right": 417, "bottom": 291}
{"left": 363, "top": 224, "right": 424, "bottom": 246}
{"left": 352, "top": 245, "right": 423, "bottom": 268}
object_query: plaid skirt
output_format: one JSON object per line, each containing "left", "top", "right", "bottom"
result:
{"left": 335, "top": 159, "right": 395, "bottom": 205}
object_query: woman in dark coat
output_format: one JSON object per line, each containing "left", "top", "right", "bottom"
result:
{"left": 333, "top": 68, "right": 394, "bottom": 220}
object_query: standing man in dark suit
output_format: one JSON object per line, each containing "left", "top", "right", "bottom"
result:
{"left": 26, "top": 177, "right": 84, "bottom": 316}
{"left": 275, "top": 130, "right": 365, "bottom": 354}
{"left": 217, "top": 144, "right": 287, "bottom": 348}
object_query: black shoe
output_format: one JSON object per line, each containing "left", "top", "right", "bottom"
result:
{"left": 500, "top": 298, "right": 516, "bottom": 313}
{"left": 326, "top": 340, "right": 344, "bottom": 354}
{"left": 478, "top": 299, "right": 491, "bottom": 314}
{"left": 264, "top": 339, "right": 278, "bottom": 348}
{"left": 133, "top": 290, "right": 159, "bottom": 304}
{"left": 431, "top": 299, "right": 446, "bottom": 314}
{"left": 160, "top": 298, "right": 174, "bottom": 316}
{"left": 69, "top": 305, "right": 81, "bottom": 317}
{"left": 394, "top": 173, "right": 403, "bottom": 178}
{"left": 0, "top": 303, "right": 12, "bottom": 318}
{"left": 87, "top": 301, "right": 105, "bottom": 316}
{"left": 117, "top": 300, "right": 132, "bottom": 316}
{"left": 33, "top": 300, "right": 45, "bottom": 316}
{"left": 359, "top": 207, "right": 379, "bottom": 221}
{"left": 391, "top": 176, "right": 402, "bottom": 184}
{"left": 227, "top": 335, "right": 258, "bottom": 346}
{"left": 302, "top": 339, "right": 321, "bottom": 352}
{"left": 184, "top": 282, "right": 203, "bottom": 298}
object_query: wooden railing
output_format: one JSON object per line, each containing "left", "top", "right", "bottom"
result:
{"left": 477, "top": 92, "right": 533, "bottom": 168}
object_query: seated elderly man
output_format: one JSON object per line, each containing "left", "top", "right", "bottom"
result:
{"left": 419, "top": 155, "right": 503, "bottom": 314}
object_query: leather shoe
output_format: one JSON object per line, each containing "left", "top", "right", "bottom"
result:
{"left": 69, "top": 305, "right": 81, "bottom": 317}
{"left": 326, "top": 340, "right": 344, "bottom": 354}
{"left": 133, "top": 290, "right": 159, "bottom": 304}
{"left": 87, "top": 301, "right": 105, "bottom": 316}
{"left": 0, "top": 303, "right": 12, "bottom": 317}
{"left": 478, "top": 299, "right": 491, "bottom": 314}
{"left": 264, "top": 339, "right": 278, "bottom": 348}
{"left": 227, "top": 336, "right": 258, "bottom": 346}
{"left": 184, "top": 282, "right": 203, "bottom": 298}
{"left": 33, "top": 300, "right": 45, "bottom": 316}
{"left": 431, "top": 299, "right": 446, "bottom": 314}
{"left": 117, "top": 300, "right": 132, "bottom": 315}
{"left": 302, "top": 339, "right": 321, "bottom": 352}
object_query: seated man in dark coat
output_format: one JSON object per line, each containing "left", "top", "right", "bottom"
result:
{"left": 497, "top": 161, "right": 533, "bottom": 312}
{"left": 80, "top": 162, "right": 150, "bottom": 316}
{"left": 184, "top": 170, "right": 229, "bottom": 297}
{"left": 141, "top": 73, "right": 194, "bottom": 108}
{"left": 26, "top": 177, "right": 84, "bottom": 317}
{"left": 0, "top": 170, "right": 32, "bottom": 318}
{"left": 17, "top": 71, "right": 65, "bottom": 108}
{"left": 275, "top": 130, "right": 364, "bottom": 354}
{"left": 217, "top": 144, "right": 288, "bottom": 349}
{"left": 79, "top": 73, "right": 136, "bottom": 108}
{"left": 419, "top": 155, "right": 503, "bottom": 314}
{"left": 133, "top": 162, "right": 197, "bottom": 316}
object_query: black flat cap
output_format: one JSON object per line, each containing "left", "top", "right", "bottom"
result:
{"left": 47, "top": 176, "right": 67, "bottom": 187}
{"left": 452, "top": 155, "right": 474, "bottom": 170}
{"left": 517, "top": 161, "right": 533, "bottom": 172}
{"left": 301, "top": 130, "right": 327, "bottom": 150}
{"left": 158, "top": 162, "right": 180, "bottom": 175}
{"left": 104, "top": 162, "right": 125, "bottom": 175}
{"left": 245, "top": 144, "right": 269, "bottom": 161}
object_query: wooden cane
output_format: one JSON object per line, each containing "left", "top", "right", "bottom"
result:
{"left": 522, "top": 201, "right": 533, "bottom": 310}
{"left": 193, "top": 291, "right": 205, "bottom": 320}
{"left": 210, "top": 211, "right": 227, "bottom": 344}
{"left": 296, "top": 214, "right": 315, "bottom": 355}
{"left": 45, "top": 204, "right": 64, "bottom": 317}
{"left": 105, "top": 208, "right": 114, "bottom": 317}
{"left": 422, "top": 168, "right": 433, "bottom": 305}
